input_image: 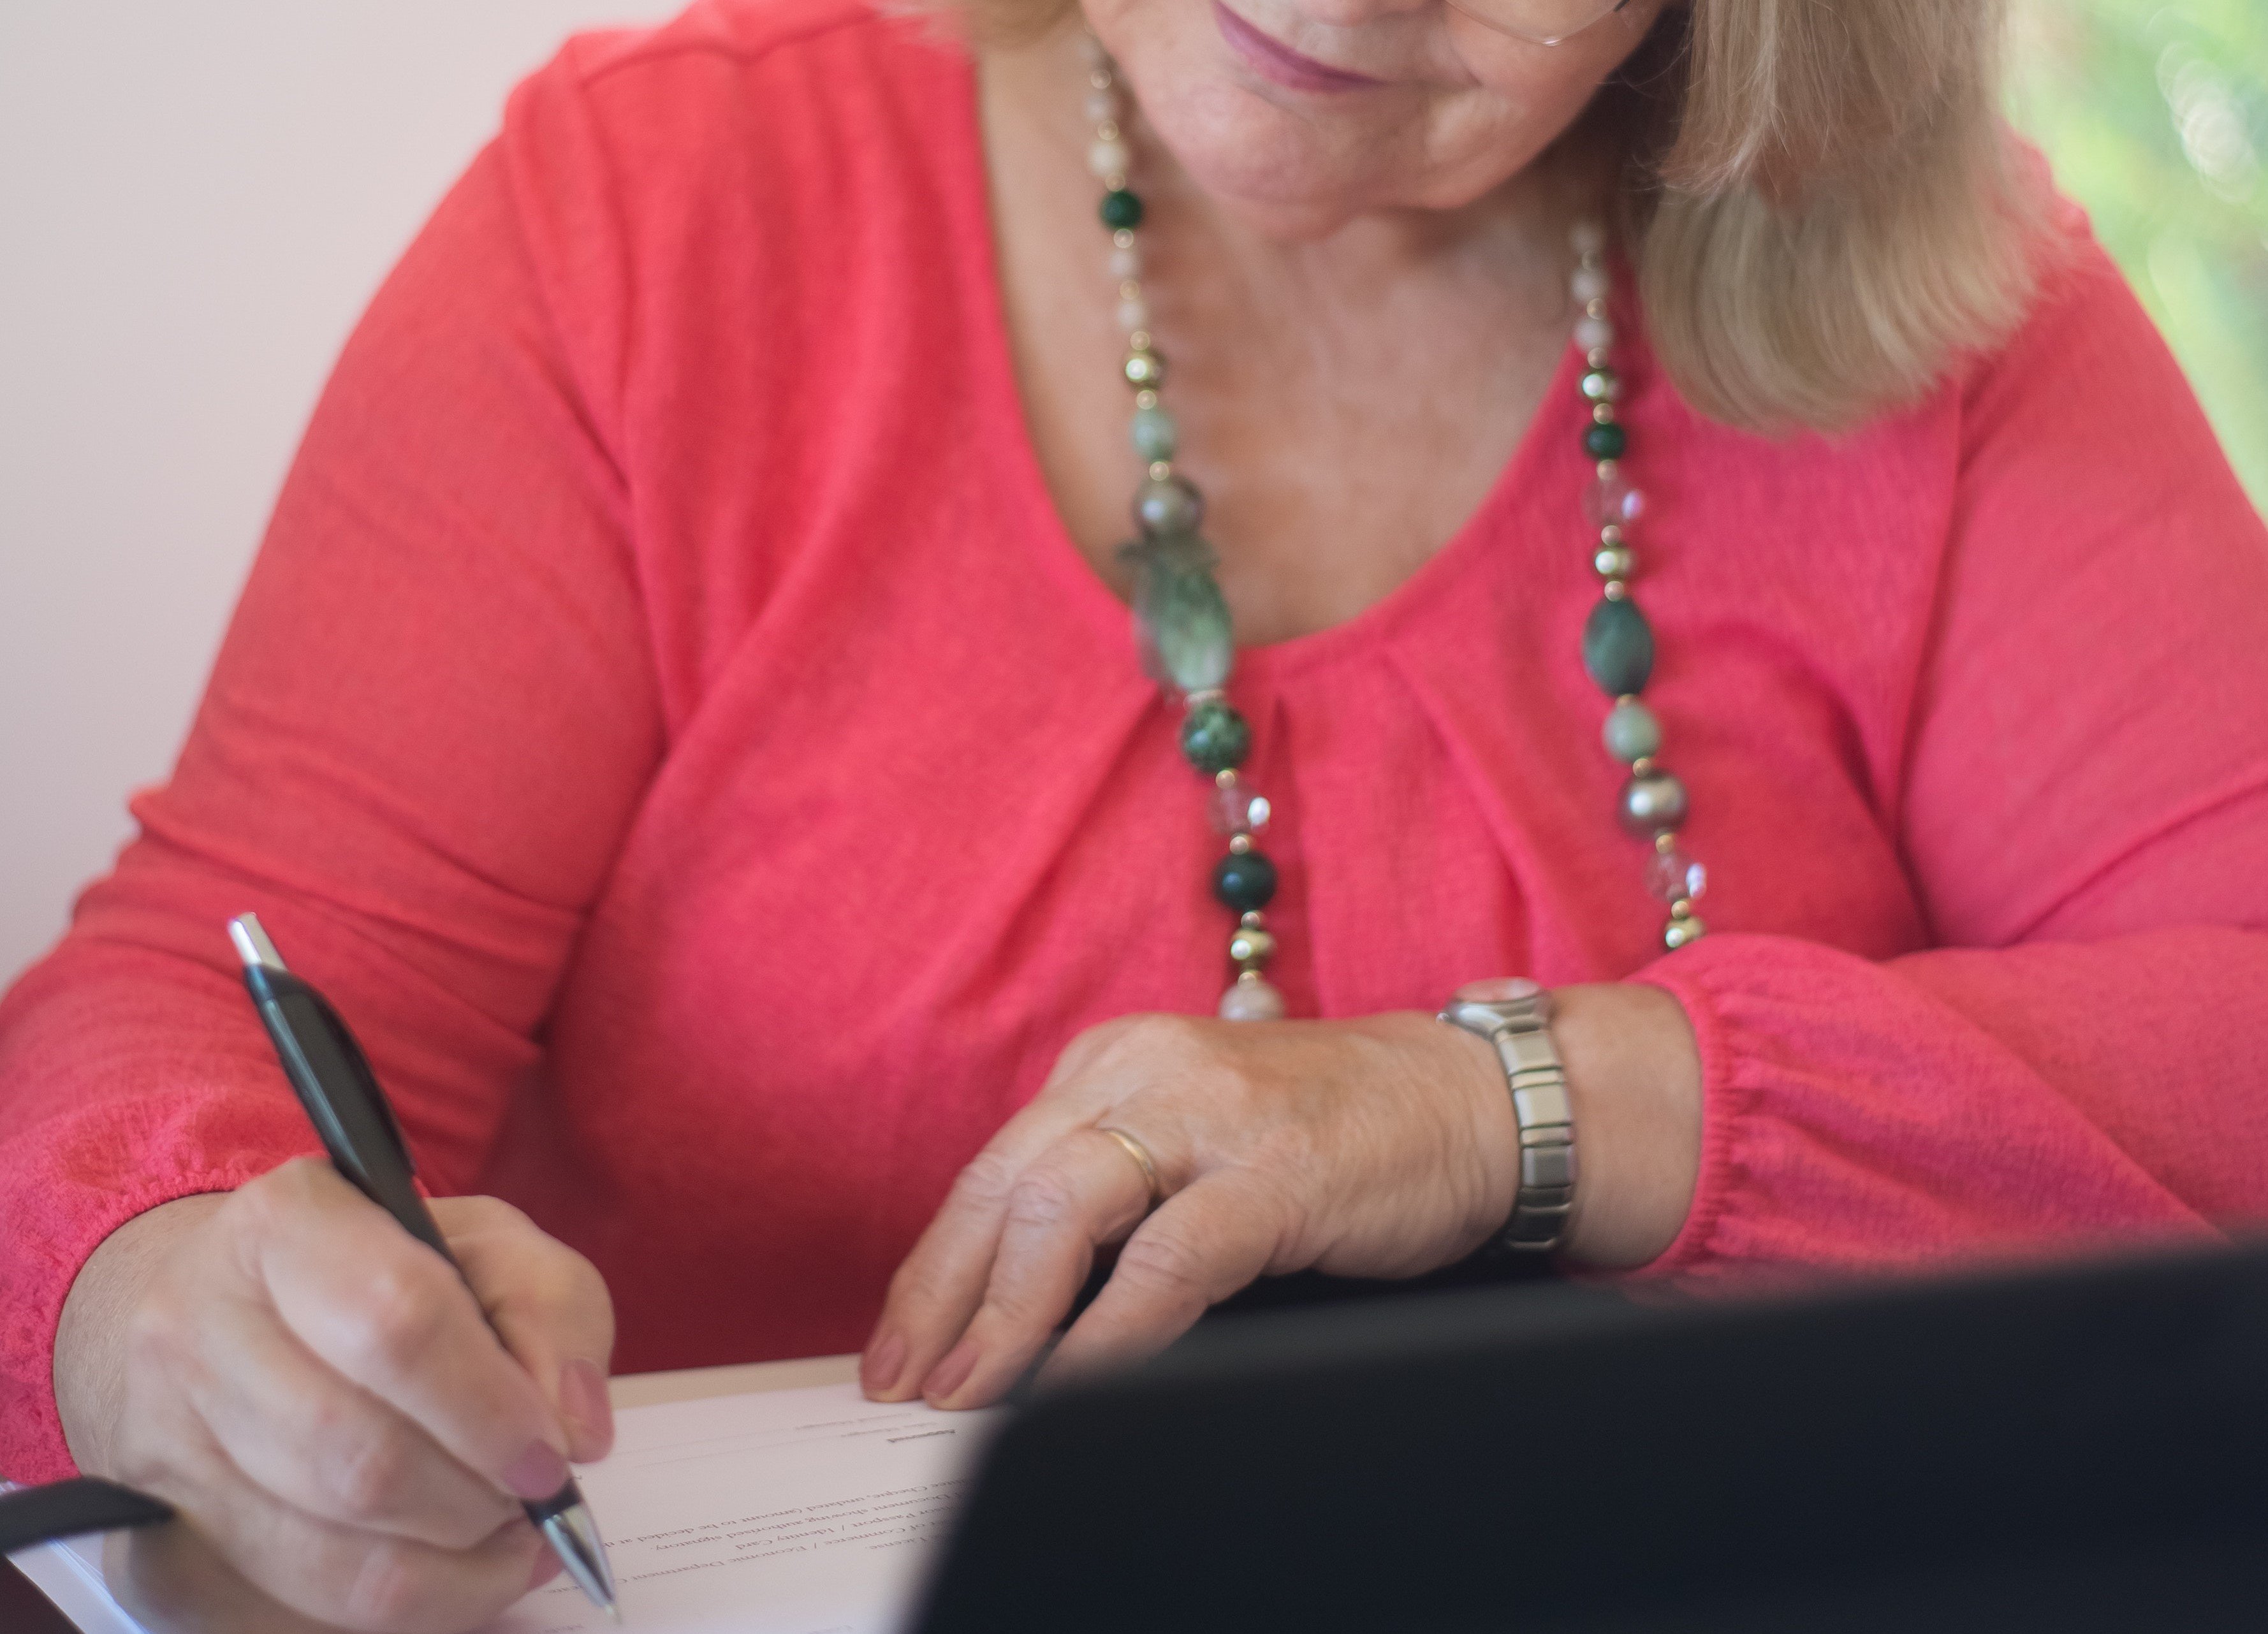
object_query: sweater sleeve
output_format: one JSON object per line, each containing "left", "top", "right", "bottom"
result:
{"left": 1635, "top": 228, "right": 2268, "bottom": 1282}
{"left": 0, "top": 86, "right": 662, "bottom": 1480}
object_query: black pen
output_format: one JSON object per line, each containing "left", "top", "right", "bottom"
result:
{"left": 228, "top": 913, "right": 620, "bottom": 1622}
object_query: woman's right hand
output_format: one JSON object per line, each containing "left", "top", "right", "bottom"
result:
{"left": 53, "top": 1158, "right": 617, "bottom": 1634}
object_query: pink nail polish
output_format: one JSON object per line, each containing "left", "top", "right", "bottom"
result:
{"left": 502, "top": 1440, "right": 571, "bottom": 1501}
{"left": 921, "top": 1339, "right": 981, "bottom": 1404}
{"left": 560, "top": 1358, "right": 615, "bottom": 1456}
{"left": 862, "top": 1333, "right": 907, "bottom": 1396}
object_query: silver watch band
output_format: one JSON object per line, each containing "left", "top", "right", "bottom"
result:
{"left": 1438, "top": 981, "right": 1576, "bottom": 1255}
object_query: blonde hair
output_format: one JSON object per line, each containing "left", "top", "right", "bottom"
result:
{"left": 1622, "top": 2, "right": 2046, "bottom": 432}
{"left": 965, "top": 0, "right": 2050, "bottom": 434}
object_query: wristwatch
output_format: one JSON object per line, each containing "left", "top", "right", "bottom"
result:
{"left": 1438, "top": 978, "right": 1576, "bottom": 1255}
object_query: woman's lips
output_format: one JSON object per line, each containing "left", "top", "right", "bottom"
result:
{"left": 1211, "top": 1, "right": 1386, "bottom": 93}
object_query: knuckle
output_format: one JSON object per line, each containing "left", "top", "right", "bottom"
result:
{"left": 951, "top": 1149, "right": 1023, "bottom": 1211}
{"left": 351, "top": 1262, "right": 455, "bottom": 1376}
{"left": 1002, "top": 1168, "right": 1083, "bottom": 1234}
{"left": 1115, "top": 1227, "right": 1211, "bottom": 1300}
{"left": 324, "top": 1418, "right": 418, "bottom": 1522}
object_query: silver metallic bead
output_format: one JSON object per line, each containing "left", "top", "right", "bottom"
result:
{"left": 1595, "top": 545, "right": 1634, "bottom": 581}
{"left": 1124, "top": 350, "right": 1166, "bottom": 389}
{"left": 1618, "top": 771, "right": 1690, "bottom": 835}
{"left": 1663, "top": 914, "right": 1708, "bottom": 951}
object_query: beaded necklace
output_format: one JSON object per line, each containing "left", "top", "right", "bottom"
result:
{"left": 1080, "top": 45, "right": 1708, "bottom": 1021}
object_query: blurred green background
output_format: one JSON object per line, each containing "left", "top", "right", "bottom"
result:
{"left": 2007, "top": 0, "right": 2267, "bottom": 511}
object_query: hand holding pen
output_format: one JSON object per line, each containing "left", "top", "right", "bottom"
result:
{"left": 43, "top": 918, "right": 620, "bottom": 1632}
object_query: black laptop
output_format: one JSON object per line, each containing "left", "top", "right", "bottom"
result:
{"left": 910, "top": 1240, "right": 2268, "bottom": 1633}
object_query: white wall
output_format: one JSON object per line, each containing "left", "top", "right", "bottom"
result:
{"left": 0, "top": 2, "right": 685, "bottom": 984}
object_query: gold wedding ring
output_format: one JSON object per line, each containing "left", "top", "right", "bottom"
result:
{"left": 1097, "top": 1126, "right": 1163, "bottom": 1211}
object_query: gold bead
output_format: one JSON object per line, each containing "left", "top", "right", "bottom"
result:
{"left": 1216, "top": 769, "right": 1240, "bottom": 789}
{"left": 1592, "top": 403, "right": 1616, "bottom": 426}
{"left": 1148, "top": 460, "right": 1173, "bottom": 483}
{"left": 1135, "top": 388, "right": 1160, "bottom": 411}
{"left": 1599, "top": 523, "right": 1625, "bottom": 547}
{"left": 1654, "top": 831, "right": 1679, "bottom": 855}
{"left": 1669, "top": 897, "right": 1696, "bottom": 919}
{"left": 1096, "top": 120, "right": 1120, "bottom": 143}
{"left": 1602, "top": 579, "right": 1628, "bottom": 600}
{"left": 1229, "top": 925, "right": 1278, "bottom": 967}
{"left": 1113, "top": 228, "right": 1136, "bottom": 249}
{"left": 1630, "top": 755, "right": 1657, "bottom": 777}
{"left": 1228, "top": 834, "right": 1254, "bottom": 854}
{"left": 1240, "top": 910, "right": 1266, "bottom": 928}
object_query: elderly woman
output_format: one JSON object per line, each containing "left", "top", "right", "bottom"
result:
{"left": 4, "top": 0, "right": 2265, "bottom": 1625}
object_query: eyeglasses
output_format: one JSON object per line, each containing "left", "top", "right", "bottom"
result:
{"left": 1442, "top": 0, "right": 1630, "bottom": 47}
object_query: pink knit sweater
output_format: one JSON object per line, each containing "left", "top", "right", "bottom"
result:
{"left": 5, "top": 0, "right": 2266, "bottom": 1482}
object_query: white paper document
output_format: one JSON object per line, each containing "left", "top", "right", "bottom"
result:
{"left": 498, "top": 1383, "right": 1001, "bottom": 1634}
{"left": 11, "top": 1383, "right": 1003, "bottom": 1634}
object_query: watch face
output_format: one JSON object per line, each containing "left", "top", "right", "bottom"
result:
{"left": 1453, "top": 977, "right": 1546, "bottom": 1005}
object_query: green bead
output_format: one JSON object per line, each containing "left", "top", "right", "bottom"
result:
{"left": 1583, "top": 421, "right": 1628, "bottom": 461}
{"left": 1583, "top": 597, "right": 1655, "bottom": 696}
{"left": 1601, "top": 697, "right": 1661, "bottom": 762}
{"left": 1180, "top": 699, "right": 1252, "bottom": 775}
{"left": 1212, "top": 850, "right": 1278, "bottom": 914}
{"left": 1123, "top": 535, "right": 1234, "bottom": 693}
{"left": 1130, "top": 405, "right": 1179, "bottom": 462}
{"left": 1100, "top": 189, "right": 1145, "bottom": 231}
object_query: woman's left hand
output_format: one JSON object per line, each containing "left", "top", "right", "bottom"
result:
{"left": 860, "top": 1008, "right": 1515, "bottom": 1410}
{"left": 863, "top": 987, "right": 1704, "bottom": 1410}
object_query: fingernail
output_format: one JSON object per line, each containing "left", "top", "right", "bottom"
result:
{"left": 560, "top": 1359, "right": 615, "bottom": 1459}
{"left": 503, "top": 1440, "right": 571, "bottom": 1501}
{"left": 529, "top": 1550, "right": 566, "bottom": 1592}
{"left": 861, "top": 1333, "right": 907, "bottom": 1397}
{"left": 920, "top": 1339, "right": 981, "bottom": 1405}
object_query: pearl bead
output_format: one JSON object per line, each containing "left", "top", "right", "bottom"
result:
{"left": 1219, "top": 973, "right": 1287, "bottom": 1022}
{"left": 1085, "top": 89, "right": 1118, "bottom": 124}
{"left": 1109, "top": 245, "right": 1143, "bottom": 280}
{"left": 1574, "top": 315, "right": 1614, "bottom": 353}
{"left": 1117, "top": 297, "right": 1150, "bottom": 333}
{"left": 1570, "top": 221, "right": 1606, "bottom": 256}
{"left": 1089, "top": 139, "right": 1132, "bottom": 181}
{"left": 1594, "top": 545, "right": 1634, "bottom": 580}
{"left": 1571, "top": 265, "right": 1611, "bottom": 305}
